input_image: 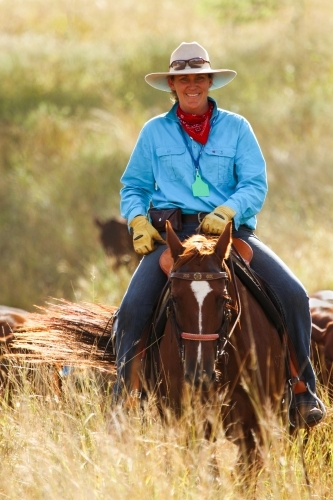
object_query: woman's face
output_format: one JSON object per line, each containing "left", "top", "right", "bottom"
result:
{"left": 167, "top": 74, "right": 213, "bottom": 115}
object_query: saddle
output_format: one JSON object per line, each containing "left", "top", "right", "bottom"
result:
{"left": 158, "top": 237, "right": 307, "bottom": 396}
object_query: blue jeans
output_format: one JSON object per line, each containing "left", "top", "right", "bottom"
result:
{"left": 114, "top": 223, "right": 315, "bottom": 396}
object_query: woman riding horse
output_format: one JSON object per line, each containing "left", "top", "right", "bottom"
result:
{"left": 113, "top": 41, "right": 324, "bottom": 427}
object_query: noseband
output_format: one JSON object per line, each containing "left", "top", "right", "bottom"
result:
{"left": 168, "top": 268, "right": 234, "bottom": 361}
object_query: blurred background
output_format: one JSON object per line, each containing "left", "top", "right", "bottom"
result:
{"left": 0, "top": 0, "right": 332, "bottom": 311}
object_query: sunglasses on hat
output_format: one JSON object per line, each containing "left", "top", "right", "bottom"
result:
{"left": 169, "top": 57, "right": 210, "bottom": 71}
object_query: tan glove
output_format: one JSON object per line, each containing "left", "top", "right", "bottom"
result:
{"left": 129, "top": 216, "right": 166, "bottom": 255}
{"left": 200, "top": 206, "right": 236, "bottom": 235}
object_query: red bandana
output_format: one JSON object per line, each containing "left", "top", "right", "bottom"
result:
{"left": 176, "top": 102, "right": 214, "bottom": 145}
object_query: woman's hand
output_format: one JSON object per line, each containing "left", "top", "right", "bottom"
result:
{"left": 129, "top": 216, "right": 166, "bottom": 255}
{"left": 200, "top": 206, "right": 236, "bottom": 235}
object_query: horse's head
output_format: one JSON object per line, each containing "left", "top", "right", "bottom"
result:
{"left": 166, "top": 220, "right": 232, "bottom": 391}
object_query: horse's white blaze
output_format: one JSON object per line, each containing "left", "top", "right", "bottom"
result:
{"left": 190, "top": 280, "right": 212, "bottom": 334}
{"left": 197, "top": 342, "right": 202, "bottom": 364}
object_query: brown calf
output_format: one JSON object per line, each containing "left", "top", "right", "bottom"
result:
{"left": 0, "top": 305, "right": 29, "bottom": 344}
{"left": 94, "top": 216, "right": 140, "bottom": 269}
{"left": 309, "top": 290, "right": 333, "bottom": 395}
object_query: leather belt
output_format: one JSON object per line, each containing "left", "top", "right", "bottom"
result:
{"left": 181, "top": 213, "right": 208, "bottom": 224}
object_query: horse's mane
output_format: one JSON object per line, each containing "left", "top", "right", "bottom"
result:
{"left": 172, "top": 234, "right": 219, "bottom": 271}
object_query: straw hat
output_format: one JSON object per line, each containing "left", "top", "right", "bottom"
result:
{"left": 145, "top": 42, "right": 237, "bottom": 91}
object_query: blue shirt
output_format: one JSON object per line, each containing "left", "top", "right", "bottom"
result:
{"left": 120, "top": 97, "right": 267, "bottom": 230}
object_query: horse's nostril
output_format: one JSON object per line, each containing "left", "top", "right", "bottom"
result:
{"left": 184, "top": 373, "right": 203, "bottom": 388}
{"left": 194, "top": 378, "right": 202, "bottom": 389}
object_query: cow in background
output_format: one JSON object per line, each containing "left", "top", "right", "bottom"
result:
{"left": 94, "top": 216, "right": 140, "bottom": 270}
{"left": 309, "top": 290, "right": 333, "bottom": 396}
{"left": 0, "top": 305, "right": 29, "bottom": 344}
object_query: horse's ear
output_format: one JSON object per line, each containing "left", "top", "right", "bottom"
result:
{"left": 94, "top": 216, "right": 103, "bottom": 228}
{"left": 215, "top": 221, "right": 232, "bottom": 261}
{"left": 166, "top": 220, "right": 184, "bottom": 261}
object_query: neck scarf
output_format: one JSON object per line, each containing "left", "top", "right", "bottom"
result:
{"left": 176, "top": 101, "right": 214, "bottom": 144}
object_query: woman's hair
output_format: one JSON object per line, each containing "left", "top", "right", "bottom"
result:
{"left": 170, "top": 89, "right": 178, "bottom": 103}
{"left": 168, "top": 76, "right": 178, "bottom": 103}
{"left": 168, "top": 74, "right": 213, "bottom": 103}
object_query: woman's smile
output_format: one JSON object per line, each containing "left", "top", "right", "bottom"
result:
{"left": 168, "top": 74, "right": 212, "bottom": 114}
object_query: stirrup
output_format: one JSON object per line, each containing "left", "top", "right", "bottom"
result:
{"left": 288, "top": 383, "right": 326, "bottom": 428}
{"left": 305, "top": 383, "right": 326, "bottom": 417}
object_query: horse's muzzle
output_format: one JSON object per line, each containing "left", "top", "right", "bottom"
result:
{"left": 184, "top": 370, "right": 216, "bottom": 390}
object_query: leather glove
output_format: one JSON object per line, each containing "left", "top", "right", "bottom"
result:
{"left": 200, "top": 206, "right": 236, "bottom": 235}
{"left": 129, "top": 215, "right": 166, "bottom": 255}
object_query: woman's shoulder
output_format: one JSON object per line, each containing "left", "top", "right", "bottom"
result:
{"left": 216, "top": 107, "right": 248, "bottom": 123}
{"left": 140, "top": 110, "right": 176, "bottom": 134}
{"left": 146, "top": 110, "right": 170, "bottom": 123}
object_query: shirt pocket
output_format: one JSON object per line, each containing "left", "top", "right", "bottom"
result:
{"left": 156, "top": 146, "right": 186, "bottom": 181}
{"left": 203, "top": 147, "right": 236, "bottom": 184}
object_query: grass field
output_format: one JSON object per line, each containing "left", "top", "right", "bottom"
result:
{"left": 0, "top": 362, "right": 332, "bottom": 499}
{"left": 1, "top": 0, "right": 333, "bottom": 498}
{"left": 1, "top": 0, "right": 333, "bottom": 310}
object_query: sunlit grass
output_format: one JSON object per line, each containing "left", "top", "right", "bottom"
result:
{"left": 0, "top": 363, "right": 332, "bottom": 499}
{"left": 1, "top": 1, "right": 333, "bottom": 498}
{"left": 1, "top": 0, "right": 333, "bottom": 308}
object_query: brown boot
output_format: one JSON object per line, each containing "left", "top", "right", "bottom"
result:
{"left": 296, "top": 404, "right": 324, "bottom": 427}
{"left": 291, "top": 391, "right": 325, "bottom": 428}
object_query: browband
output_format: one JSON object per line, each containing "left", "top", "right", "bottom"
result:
{"left": 170, "top": 271, "right": 228, "bottom": 281}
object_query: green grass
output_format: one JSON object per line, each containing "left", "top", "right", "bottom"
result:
{"left": 1, "top": 2, "right": 333, "bottom": 497}
{"left": 1, "top": 0, "right": 333, "bottom": 309}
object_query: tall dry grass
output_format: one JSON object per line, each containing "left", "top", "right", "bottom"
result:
{"left": 1, "top": 3, "right": 333, "bottom": 497}
{"left": 0, "top": 363, "right": 333, "bottom": 499}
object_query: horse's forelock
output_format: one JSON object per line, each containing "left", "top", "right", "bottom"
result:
{"left": 183, "top": 234, "right": 218, "bottom": 254}
{"left": 172, "top": 235, "right": 219, "bottom": 270}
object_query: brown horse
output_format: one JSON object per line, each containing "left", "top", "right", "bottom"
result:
{"left": 127, "top": 221, "right": 287, "bottom": 472}
{"left": 3, "top": 223, "right": 287, "bottom": 475}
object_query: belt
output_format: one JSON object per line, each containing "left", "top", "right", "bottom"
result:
{"left": 181, "top": 212, "right": 208, "bottom": 224}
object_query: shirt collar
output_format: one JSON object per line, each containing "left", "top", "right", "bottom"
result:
{"left": 166, "top": 97, "right": 218, "bottom": 122}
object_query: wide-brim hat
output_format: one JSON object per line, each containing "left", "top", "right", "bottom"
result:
{"left": 145, "top": 41, "right": 237, "bottom": 92}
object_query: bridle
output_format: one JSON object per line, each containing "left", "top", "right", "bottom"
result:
{"left": 167, "top": 264, "right": 238, "bottom": 363}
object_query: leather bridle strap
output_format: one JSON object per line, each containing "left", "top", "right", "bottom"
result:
{"left": 170, "top": 271, "right": 228, "bottom": 281}
{"left": 181, "top": 333, "right": 219, "bottom": 341}
{"left": 168, "top": 267, "right": 231, "bottom": 354}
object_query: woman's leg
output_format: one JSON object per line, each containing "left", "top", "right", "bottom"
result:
{"left": 233, "top": 226, "right": 315, "bottom": 391}
{"left": 114, "top": 243, "right": 168, "bottom": 396}
{"left": 233, "top": 226, "right": 325, "bottom": 425}
{"left": 114, "top": 222, "right": 199, "bottom": 398}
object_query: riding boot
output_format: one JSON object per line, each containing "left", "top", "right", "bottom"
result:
{"left": 291, "top": 387, "right": 325, "bottom": 428}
